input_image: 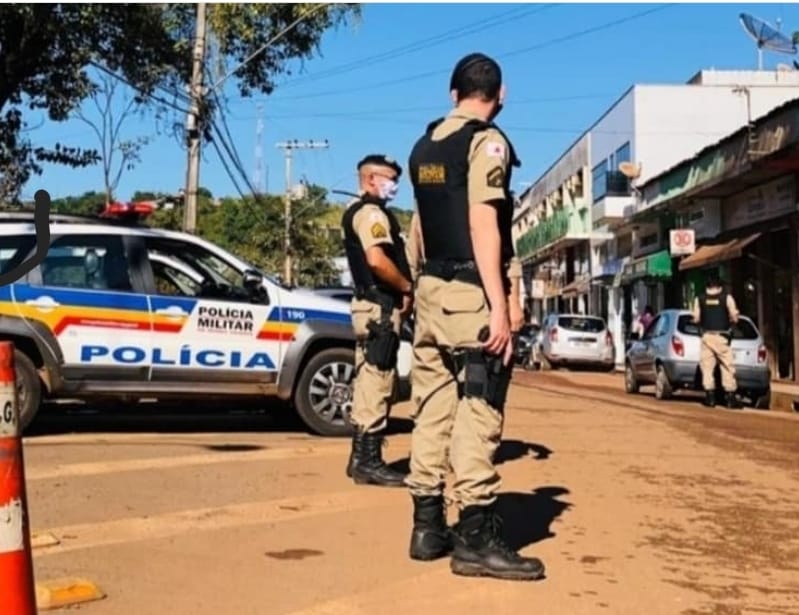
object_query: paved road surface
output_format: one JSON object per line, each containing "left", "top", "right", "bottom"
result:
{"left": 24, "top": 371, "right": 799, "bottom": 615}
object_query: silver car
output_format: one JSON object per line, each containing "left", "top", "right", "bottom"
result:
{"left": 624, "top": 308, "right": 771, "bottom": 408}
{"left": 538, "top": 313, "right": 615, "bottom": 371}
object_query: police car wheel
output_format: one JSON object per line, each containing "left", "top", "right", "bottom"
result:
{"left": 294, "top": 347, "right": 356, "bottom": 437}
{"left": 13, "top": 350, "right": 42, "bottom": 432}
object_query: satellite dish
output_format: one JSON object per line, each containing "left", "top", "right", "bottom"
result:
{"left": 739, "top": 13, "right": 797, "bottom": 70}
{"left": 618, "top": 161, "right": 642, "bottom": 180}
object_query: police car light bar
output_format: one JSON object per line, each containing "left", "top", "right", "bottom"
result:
{"left": 100, "top": 201, "right": 155, "bottom": 219}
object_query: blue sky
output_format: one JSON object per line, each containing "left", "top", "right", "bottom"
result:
{"left": 20, "top": 2, "right": 799, "bottom": 209}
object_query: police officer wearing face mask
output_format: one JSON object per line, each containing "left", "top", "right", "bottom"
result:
{"left": 341, "top": 154, "right": 414, "bottom": 487}
{"left": 404, "top": 53, "right": 545, "bottom": 581}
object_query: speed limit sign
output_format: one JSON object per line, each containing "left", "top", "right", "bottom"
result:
{"left": 670, "top": 229, "right": 696, "bottom": 256}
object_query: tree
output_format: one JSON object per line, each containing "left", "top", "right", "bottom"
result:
{"left": 0, "top": 3, "right": 359, "bottom": 203}
{"left": 74, "top": 75, "right": 152, "bottom": 204}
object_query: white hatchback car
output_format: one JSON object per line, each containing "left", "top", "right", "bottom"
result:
{"left": 538, "top": 313, "right": 615, "bottom": 371}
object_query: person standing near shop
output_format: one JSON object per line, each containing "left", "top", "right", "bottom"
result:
{"left": 692, "top": 274, "right": 743, "bottom": 409}
{"left": 404, "top": 52, "right": 545, "bottom": 581}
{"left": 342, "top": 154, "right": 414, "bottom": 487}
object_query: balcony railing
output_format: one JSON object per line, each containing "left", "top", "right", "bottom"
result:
{"left": 515, "top": 208, "right": 590, "bottom": 259}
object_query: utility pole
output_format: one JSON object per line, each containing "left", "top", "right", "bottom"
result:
{"left": 275, "top": 139, "right": 329, "bottom": 286}
{"left": 183, "top": 2, "right": 208, "bottom": 234}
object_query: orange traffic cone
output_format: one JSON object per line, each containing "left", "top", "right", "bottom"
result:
{"left": 0, "top": 342, "right": 37, "bottom": 615}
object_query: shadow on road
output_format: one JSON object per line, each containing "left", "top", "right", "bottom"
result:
{"left": 25, "top": 401, "right": 309, "bottom": 437}
{"left": 496, "top": 486, "right": 572, "bottom": 551}
{"left": 386, "top": 438, "right": 553, "bottom": 476}
{"left": 495, "top": 439, "right": 553, "bottom": 464}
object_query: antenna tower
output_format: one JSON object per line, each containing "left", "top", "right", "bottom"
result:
{"left": 253, "top": 103, "right": 264, "bottom": 194}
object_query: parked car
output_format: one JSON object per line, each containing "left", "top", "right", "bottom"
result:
{"left": 0, "top": 205, "right": 390, "bottom": 438}
{"left": 538, "top": 313, "right": 615, "bottom": 371}
{"left": 624, "top": 308, "right": 771, "bottom": 408}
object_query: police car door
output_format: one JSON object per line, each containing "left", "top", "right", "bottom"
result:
{"left": 141, "top": 236, "right": 278, "bottom": 390}
{"left": 12, "top": 231, "right": 152, "bottom": 381}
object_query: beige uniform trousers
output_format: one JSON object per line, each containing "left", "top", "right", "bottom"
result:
{"left": 350, "top": 298, "right": 401, "bottom": 434}
{"left": 700, "top": 331, "right": 737, "bottom": 392}
{"left": 407, "top": 276, "right": 506, "bottom": 508}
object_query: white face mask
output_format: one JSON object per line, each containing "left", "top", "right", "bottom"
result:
{"left": 378, "top": 179, "right": 399, "bottom": 201}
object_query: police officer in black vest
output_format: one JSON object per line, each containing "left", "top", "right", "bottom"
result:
{"left": 404, "top": 53, "right": 545, "bottom": 581}
{"left": 692, "top": 273, "right": 743, "bottom": 409}
{"left": 341, "top": 154, "right": 414, "bottom": 487}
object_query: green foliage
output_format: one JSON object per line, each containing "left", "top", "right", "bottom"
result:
{"left": 0, "top": 3, "right": 359, "bottom": 202}
{"left": 48, "top": 184, "right": 346, "bottom": 289}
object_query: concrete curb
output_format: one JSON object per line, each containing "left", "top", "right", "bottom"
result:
{"left": 771, "top": 390, "right": 799, "bottom": 413}
{"left": 35, "top": 578, "right": 105, "bottom": 610}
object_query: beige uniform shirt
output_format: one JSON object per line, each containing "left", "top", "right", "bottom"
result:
{"left": 430, "top": 109, "right": 512, "bottom": 207}
{"left": 350, "top": 200, "right": 394, "bottom": 253}
{"left": 405, "top": 210, "right": 425, "bottom": 282}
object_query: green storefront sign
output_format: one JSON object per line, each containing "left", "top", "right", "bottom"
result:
{"left": 622, "top": 249, "right": 672, "bottom": 281}
{"left": 515, "top": 207, "right": 588, "bottom": 260}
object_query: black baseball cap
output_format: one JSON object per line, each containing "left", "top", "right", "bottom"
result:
{"left": 357, "top": 154, "right": 402, "bottom": 178}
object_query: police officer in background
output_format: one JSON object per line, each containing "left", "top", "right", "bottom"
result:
{"left": 692, "top": 273, "right": 743, "bottom": 409}
{"left": 404, "top": 52, "right": 545, "bottom": 581}
{"left": 341, "top": 155, "right": 414, "bottom": 487}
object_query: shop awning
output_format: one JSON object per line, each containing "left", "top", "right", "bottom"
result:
{"left": 677, "top": 233, "right": 761, "bottom": 271}
{"left": 561, "top": 278, "right": 590, "bottom": 298}
{"left": 622, "top": 249, "right": 673, "bottom": 282}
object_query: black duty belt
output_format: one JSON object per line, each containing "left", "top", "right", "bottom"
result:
{"left": 422, "top": 259, "right": 482, "bottom": 286}
{"left": 354, "top": 285, "right": 397, "bottom": 306}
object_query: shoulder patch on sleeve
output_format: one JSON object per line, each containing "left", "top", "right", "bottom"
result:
{"left": 370, "top": 222, "right": 388, "bottom": 239}
{"left": 485, "top": 141, "right": 506, "bottom": 158}
{"left": 486, "top": 166, "right": 505, "bottom": 188}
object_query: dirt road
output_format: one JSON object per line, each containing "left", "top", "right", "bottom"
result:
{"left": 23, "top": 371, "right": 799, "bottom": 615}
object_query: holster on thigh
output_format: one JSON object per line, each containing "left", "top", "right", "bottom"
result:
{"left": 364, "top": 319, "right": 399, "bottom": 371}
{"left": 457, "top": 348, "right": 512, "bottom": 410}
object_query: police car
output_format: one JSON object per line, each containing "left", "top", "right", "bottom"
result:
{"left": 0, "top": 201, "right": 408, "bottom": 437}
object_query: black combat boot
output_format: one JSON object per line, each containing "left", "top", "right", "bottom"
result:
{"left": 725, "top": 392, "right": 743, "bottom": 410}
{"left": 450, "top": 504, "right": 545, "bottom": 581}
{"left": 345, "top": 430, "right": 364, "bottom": 478}
{"left": 409, "top": 495, "right": 453, "bottom": 561}
{"left": 702, "top": 390, "right": 716, "bottom": 408}
{"left": 351, "top": 431, "right": 407, "bottom": 487}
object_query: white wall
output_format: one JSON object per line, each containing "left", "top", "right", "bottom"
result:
{"left": 590, "top": 89, "right": 636, "bottom": 170}
{"left": 633, "top": 83, "right": 799, "bottom": 185}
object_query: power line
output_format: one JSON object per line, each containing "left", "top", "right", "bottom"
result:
{"left": 88, "top": 60, "right": 192, "bottom": 115}
{"left": 211, "top": 3, "right": 331, "bottom": 92}
{"left": 227, "top": 94, "right": 614, "bottom": 122}
{"left": 260, "top": 4, "right": 674, "bottom": 102}
{"left": 265, "top": 4, "right": 558, "bottom": 93}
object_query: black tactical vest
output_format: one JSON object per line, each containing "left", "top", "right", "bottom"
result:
{"left": 699, "top": 291, "right": 730, "bottom": 331}
{"left": 341, "top": 194, "right": 412, "bottom": 298}
{"left": 407, "top": 117, "right": 520, "bottom": 264}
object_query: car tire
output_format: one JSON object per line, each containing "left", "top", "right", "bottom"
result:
{"left": 624, "top": 362, "right": 639, "bottom": 394}
{"left": 293, "top": 347, "right": 356, "bottom": 437}
{"left": 753, "top": 388, "right": 771, "bottom": 410}
{"left": 13, "top": 350, "right": 42, "bottom": 432}
{"left": 654, "top": 364, "right": 673, "bottom": 400}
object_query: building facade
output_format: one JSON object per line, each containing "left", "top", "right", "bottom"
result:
{"left": 633, "top": 98, "right": 799, "bottom": 383}
{"left": 514, "top": 69, "right": 799, "bottom": 368}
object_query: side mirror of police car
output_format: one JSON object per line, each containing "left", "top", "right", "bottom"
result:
{"left": 242, "top": 269, "right": 263, "bottom": 290}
